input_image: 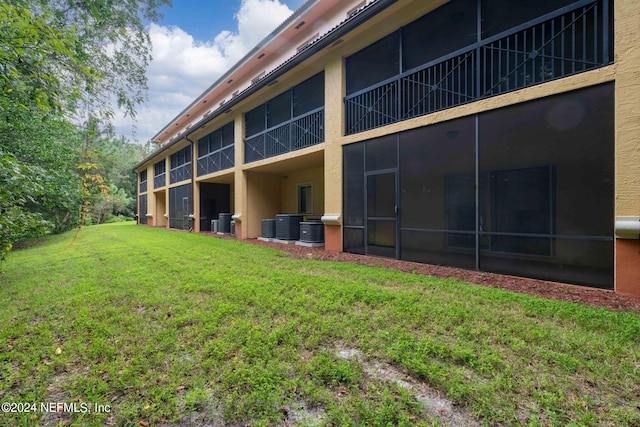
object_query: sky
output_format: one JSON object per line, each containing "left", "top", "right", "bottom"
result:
{"left": 114, "top": 0, "right": 308, "bottom": 144}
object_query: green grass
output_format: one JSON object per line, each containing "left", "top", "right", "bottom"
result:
{"left": 0, "top": 222, "right": 639, "bottom": 426}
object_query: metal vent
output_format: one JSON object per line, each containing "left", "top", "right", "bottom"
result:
{"left": 218, "top": 213, "right": 232, "bottom": 233}
{"left": 276, "top": 214, "right": 305, "bottom": 240}
{"left": 262, "top": 219, "right": 277, "bottom": 238}
{"left": 299, "top": 221, "right": 324, "bottom": 243}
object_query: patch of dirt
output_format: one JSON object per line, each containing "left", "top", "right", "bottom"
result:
{"left": 240, "top": 238, "right": 640, "bottom": 313}
{"left": 336, "top": 346, "right": 480, "bottom": 427}
{"left": 39, "top": 374, "right": 71, "bottom": 427}
{"left": 11, "top": 238, "right": 47, "bottom": 251}
{"left": 281, "top": 401, "right": 325, "bottom": 426}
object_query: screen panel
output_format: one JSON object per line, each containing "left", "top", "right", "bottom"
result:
{"left": 294, "top": 72, "right": 324, "bottom": 116}
{"left": 403, "top": 0, "right": 477, "bottom": 71}
{"left": 343, "top": 142, "right": 365, "bottom": 227}
{"left": 399, "top": 116, "right": 475, "bottom": 231}
{"left": 267, "top": 91, "right": 292, "bottom": 128}
{"left": 245, "top": 105, "right": 266, "bottom": 137}
{"left": 221, "top": 122, "right": 234, "bottom": 147}
{"left": 169, "top": 184, "right": 192, "bottom": 230}
{"left": 346, "top": 31, "right": 400, "bottom": 95}
{"left": 481, "top": 0, "right": 579, "bottom": 38}
{"left": 365, "top": 134, "right": 397, "bottom": 172}
{"left": 478, "top": 83, "right": 614, "bottom": 288}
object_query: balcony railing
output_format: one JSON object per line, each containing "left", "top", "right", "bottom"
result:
{"left": 139, "top": 180, "right": 147, "bottom": 193}
{"left": 245, "top": 108, "right": 324, "bottom": 163}
{"left": 169, "top": 163, "right": 192, "bottom": 184}
{"left": 153, "top": 172, "right": 166, "bottom": 189}
{"left": 345, "top": 0, "right": 610, "bottom": 135}
{"left": 197, "top": 145, "right": 234, "bottom": 176}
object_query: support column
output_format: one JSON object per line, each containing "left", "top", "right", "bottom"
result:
{"left": 322, "top": 56, "right": 344, "bottom": 252}
{"left": 233, "top": 114, "right": 247, "bottom": 239}
{"left": 614, "top": 0, "right": 640, "bottom": 297}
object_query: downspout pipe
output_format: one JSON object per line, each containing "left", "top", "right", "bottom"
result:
{"left": 186, "top": 133, "right": 196, "bottom": 232}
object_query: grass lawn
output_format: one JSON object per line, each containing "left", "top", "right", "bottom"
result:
{"left": 0, "top": 222, "right": 638, "bottom": 426}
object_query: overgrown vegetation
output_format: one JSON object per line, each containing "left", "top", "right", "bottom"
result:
{"left": 0, "top": 0, "right": 168, "bottom": 260}
{"left": 1, "top": 223, "right": 638, "bottom": 426}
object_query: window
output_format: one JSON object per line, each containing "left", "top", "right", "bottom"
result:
{"left": 170, "top": 146, "right": 192, "bottom": 184}
{"left": 139, "top": 170, "right": 147, "bottom": 193}
{"left": 154, "top": 160, "right": 166, "bottom": 188}
{"left": 197, "top": 121, "right": 235, "bottom": 176}
{"left": 245, "top": 72, "right": 325, "bottom": 162}
{"left": 154, "top": 161, "right": 165, "bottom": 176}
{"left": 246, "top": 72, "right": 325, "bottom": 138}
{"left": 298, "top": 184, "right": 313, "bottom": 214}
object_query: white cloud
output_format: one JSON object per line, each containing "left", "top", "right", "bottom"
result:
{"left": 115, "top": 0, "right": 294, "bottom": 143}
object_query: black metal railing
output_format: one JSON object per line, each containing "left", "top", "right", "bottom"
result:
{"left": 197, "top": 145, "right": 234, "bottom": 176}
{"left": 169, "top": 163, "right": 192, "bottom": 184}
{"left": 153, "top": 172, "right": 166, "bottom": 189}
{"left": 245, "top": 108, "right": 324, "bottom": 163}
{"left": 345, "top": 0, "right": 609, "bottom": 135}
{"left": 139, "top": 180, "right": 147, "bottom": 193}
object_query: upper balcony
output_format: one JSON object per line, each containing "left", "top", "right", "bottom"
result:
{"left": 244, "top": 72, "right": 325, "bottom": 163}
{"left": 345, "top": 0, "right": 612, "bottom": 135}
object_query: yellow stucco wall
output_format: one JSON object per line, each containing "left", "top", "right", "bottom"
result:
{"left": 280, "top": 167, "right": 325, "bottom": 216}
{"left": 154, "top": 189, "right": 167, "bottom": 227}
{"left": 246, "top": 171, "right": 281, "bottom": 238}
{"left": 323, "top": 56, "right": 344, "bottom": 220}
{"left": 614, "top": 0, "right": 640, "bottom": 217}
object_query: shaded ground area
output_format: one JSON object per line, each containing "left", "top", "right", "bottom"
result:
{"left": 238, "top": 237, "right": 640, "bottom": 313}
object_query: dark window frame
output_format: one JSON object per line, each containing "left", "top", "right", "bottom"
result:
{"left": 344, "top": 0, "right": 612, "bottom": 135}
{"left": 170, "top": 145, "right": 192, "bottom": 184}
{"left": 197, "top": 121, "right": 235, "bottom": 176}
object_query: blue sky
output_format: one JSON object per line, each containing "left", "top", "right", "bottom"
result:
{"left": 115, "top": 0, "right": 308, "bottom": 143}
{"left": 158, "top": 0, "right": 307, "bottom": 42}
{"left": 158, "top": 0, "right": 250, "bottom": 42}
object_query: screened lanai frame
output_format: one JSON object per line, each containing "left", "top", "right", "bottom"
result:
{"left": 244, "top": 72, "right": 326, "bottom": 163}
{"left": 197, "top": 121, "right": 235, "bottom": 176}
{"left": 344, "top": 0, "right": 613, "bottom": 135}
{"left": 343, "top": 83, "right": 615, "bottom": 289}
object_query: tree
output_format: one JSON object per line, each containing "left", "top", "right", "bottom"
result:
{"left": 1, "top": 0, "right": 170, "bottom": 119}
{"left": 0, "top": 0, "right": 170, "bottom": 259}
{"left": 0, "top": 151, "right": 50, "bottom": 260}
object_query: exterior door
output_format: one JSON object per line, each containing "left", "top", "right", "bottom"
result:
{"left": 366, "top": 171, "right": 397, "bottom": 257}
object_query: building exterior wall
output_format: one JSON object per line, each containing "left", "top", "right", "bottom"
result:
{"left": 280, "top": 167, "right": 324, "bottom": 216}
{"left": 134, "top": 0, "right": 640, "bottom": 297}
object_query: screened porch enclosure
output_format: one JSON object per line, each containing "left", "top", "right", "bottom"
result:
{"left": 197, "top": 122, "right": 234, "bottom": 176}
{"left": 344, "top": 0, "right": 613, "bottom": 135}
{"left": 199, "top": 183, "right": 231, "bottom": 232}
{"left": 138, "top": 195, "right": 148, "bottom": 225}
{"left": 343, "top": 83, "right": 614, "bottom": 289}
{"left": 244, "top": 72, "right": 325, "bottom": 163}
{"left": 169, "top": 184, "right": 192, "bottom": 230}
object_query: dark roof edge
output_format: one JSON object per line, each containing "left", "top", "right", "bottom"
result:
{"left": 134, "top": 0, "right": 398, "bottom": 171}
{"left": 149, "top": 0, "right": 320, "bottom": 143}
